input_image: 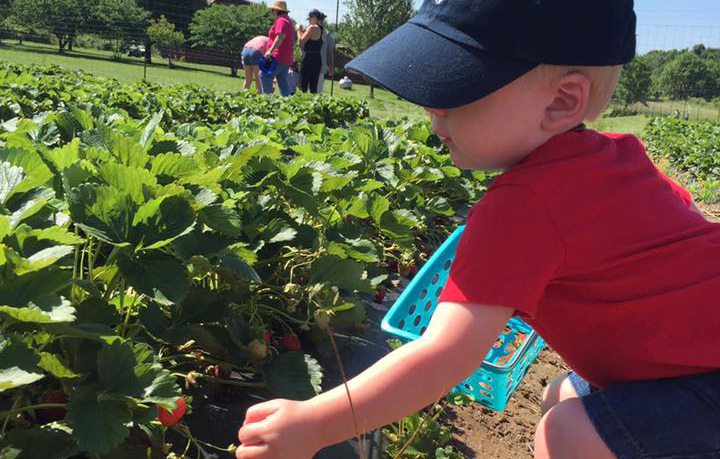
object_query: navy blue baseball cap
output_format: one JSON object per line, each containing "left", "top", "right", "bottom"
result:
{"left": 346, "top": 0, "right": 637, "bottom": 109}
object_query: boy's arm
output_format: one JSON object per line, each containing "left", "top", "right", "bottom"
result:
{"left": 236, "top": 302, "right": 512, "bottom": 458}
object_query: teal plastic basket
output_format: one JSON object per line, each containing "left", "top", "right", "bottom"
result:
{"left": 381, "top": 226, "right": 546, "bottom": 412}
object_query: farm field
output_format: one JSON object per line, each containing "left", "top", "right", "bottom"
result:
{"left": 0, "top": 41, "right": 427, "bottom": 120}
{"left": 0, "top": 62, "right": 486, "bottom": 458}
{"left": 1, "top": 58, "right": 719, "bottom": 459}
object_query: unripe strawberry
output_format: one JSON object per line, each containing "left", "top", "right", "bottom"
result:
{"left": 314, "top": 310, "right": 331, "bottom": 330}
{"left": 247, "top": 339, "right": 268, "bottom": 360}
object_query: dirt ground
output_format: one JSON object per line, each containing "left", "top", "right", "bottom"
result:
{"left": 441, "top": 203, "right": 719, "bottom": 459}
{"left": 444, "top": 349, "right": 567, "bottom": 459}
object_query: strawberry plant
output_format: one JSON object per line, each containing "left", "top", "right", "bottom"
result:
{"left": 382, "top": 402, "right": 464, "bottom": 459}
{"left": 0, "top": 63, "right": 490, "bottom": 458}
{"left": 644, "top": 116, "right": 720, "bottom": 182}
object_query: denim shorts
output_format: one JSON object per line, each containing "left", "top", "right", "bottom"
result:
{"left": 568, "top": 370, "right": 720, "bottom": 458}
{"left": 241, "top": 48, "right": 262, "bottom": 66}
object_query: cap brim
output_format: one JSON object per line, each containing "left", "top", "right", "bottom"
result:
{"left": 346, "top": 22, "right": 538, "bottom": 109}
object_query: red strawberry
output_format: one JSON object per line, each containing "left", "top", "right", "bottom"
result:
{"left": 37, "top": 390, "right": 67, "bottom": 424}
{"left": 375, "top": 286, "right": 387, "bottom": 303}
{"left": 157, "top": 396, "right": 187, "bottom": 427}
{"left": 280, "top": 334, "right": 301, "bottom": 351}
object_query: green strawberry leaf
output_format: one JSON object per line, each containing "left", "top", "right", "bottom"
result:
{"left": 0, "top": 295, "right": 75, "bottom": 323}
{"left": 117, "top": 252, "right": 190, "bottom": 305}
{"left": 5, "top": 424, "right": 79, "bottom": 459}
{"left": 0, "top": 334, "right": 44, "bottom": 391}
{"left": 264, "top": 352, "right": 323, "bottom": 400}
{"left": 309, "top": 255, "right": 371, "bottom": 293}
{"left": 66, "top": 386, "right": 132, "bottom": 455}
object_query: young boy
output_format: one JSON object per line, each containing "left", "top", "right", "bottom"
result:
{"left": 236, "top": 1, "right": 720, "bottom": 458}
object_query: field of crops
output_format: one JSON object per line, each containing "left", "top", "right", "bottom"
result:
{"left": 644, "top": 117, "right": 720, "bottom": 203}
{"left": 3, "top": 60, "right": 719, "bottom": 459}
{"left": 0, "top": 63, "right": 493, "bottom": 458}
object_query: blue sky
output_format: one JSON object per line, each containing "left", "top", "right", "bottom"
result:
{"left": 274, "top": 0, "right": 720, "bottom": 54}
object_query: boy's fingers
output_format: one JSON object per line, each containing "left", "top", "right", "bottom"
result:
{"left": 238, "top": 422, "right": 267, "bottom": 445}
{"left": 244, "top": 401, "right": 280, "bottom": 425}
{"left": 235, "top": 444, "right": 270, "bottom": 459}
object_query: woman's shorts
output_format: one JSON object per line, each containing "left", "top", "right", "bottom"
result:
{"left": 241, "top": 48, "right": 262, "bottom": 66}
{"left": 568, "top": 370, "right": 720, "bottom": 458}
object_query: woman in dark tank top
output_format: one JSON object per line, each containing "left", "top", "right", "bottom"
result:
{"left": 298, "top": 9, "right": 325, "bottom": 93}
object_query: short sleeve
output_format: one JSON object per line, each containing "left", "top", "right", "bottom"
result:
{"left": 280, "top": 18, "right": 293, "bottom": 37}
{"left": 438, "top": 185, "right": 564, "bottom": 317}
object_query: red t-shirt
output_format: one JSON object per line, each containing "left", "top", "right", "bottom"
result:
{"left": 438, "top": 128, "right": 720, "bottom": 388}
{"left": 268, "top": 15, "right": 294, "bottom": 67}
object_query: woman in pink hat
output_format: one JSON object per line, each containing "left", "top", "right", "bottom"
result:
{"left": 262, "top": 1, "right": 295, "bottom": 97}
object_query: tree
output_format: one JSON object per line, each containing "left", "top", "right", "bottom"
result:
{"left": 0, "top": 0, "right": 10, "bottom": 43}
{"left": 692, "top": 43, "right": 707, "bottom": 57}
{"left": 10, "top": 0, "right": 96, "bottom": 53}
{"left": 342, "top": 0, "right": 414, "bottom": 55}
{"left": 707, "top": 60, "right": 720, "bottom": 101}
{"left": 94, "top": 0, "right": 150, "bottom": 59}
{"left": 342, "top": 0, "right": 413, "bottom": 97}
{"left": 657, "top": 52, "right": 718, "bottom": 101}
{"left": 189, "top": 4, "right": 273, "bottom": 77}
{"left": 138, "top": 0, "right": 207, "bottom": 64}
{"left": 613, "top": 59, "right": 652, "bottom": 107}
{"left": 147, "top": 15, "right": 185, "bottom": 68}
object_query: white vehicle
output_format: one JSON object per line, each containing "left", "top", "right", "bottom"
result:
{"left": 339, "top": 76, "right": 352, "bottom": 90}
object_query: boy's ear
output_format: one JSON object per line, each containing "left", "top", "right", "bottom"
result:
{"left": 541, "top": 72, "right": 591, "bottom": 133}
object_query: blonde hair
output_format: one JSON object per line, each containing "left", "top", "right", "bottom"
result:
{"left": 535, "top": 65, "right": 623, "bottom": 121}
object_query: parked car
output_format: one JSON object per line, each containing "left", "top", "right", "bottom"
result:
{"left": 127, "top": 44, "right": 146, "bottom": 58}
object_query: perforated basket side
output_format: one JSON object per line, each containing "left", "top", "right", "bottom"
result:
{"left": 380, "top": 225, "right": 546, "bottom": 412}
{"left": 381, "top": 226, "right": 465, "bottom": 341}
{"left": 453, "top": 332, "right": 545, "bottom": 411}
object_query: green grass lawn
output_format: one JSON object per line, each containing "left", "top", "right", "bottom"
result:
{"left": 0, "top": 40, "right": 425, "bottom": 119}
{"left": 0, "top": 40, "right": 675, "bottom": 132}
{"left": 589, "top": 114, "right": 649, "bottom": 137}
{"left": 629, "top": 100, "right": 720, "bottom": 122}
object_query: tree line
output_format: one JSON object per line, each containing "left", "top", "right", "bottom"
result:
{"left": 0, "top": 0, "right": 276, "bottom": 76}
{"left": 0, "top": 0, "right": 414, "bottom": 79}
{"left": 615, "top": 44, "right": 720, "bottom": 107}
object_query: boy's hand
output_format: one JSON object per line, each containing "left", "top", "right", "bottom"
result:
{"left": 236, "top": 399, "right": 321, "bottom": 459}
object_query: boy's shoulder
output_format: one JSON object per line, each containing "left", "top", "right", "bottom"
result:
{"left": 505, "top": 128, "right": 646, "bottom": 178}
{"left": 490, "top": 129, "right": 652, "bottom": 207}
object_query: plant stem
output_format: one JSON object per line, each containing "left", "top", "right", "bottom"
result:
{"left": 325, "top": 324, "right": 366, "bottom": 459}
{"left": 0, "top": 398, "right": 21, "bottom": 436}
{"left": 255, "top": 303, "right": 307, "bottom": 325}
{"left": 170, "top": 372, "right": 266, "bottom": 389}
{"left": 0, "top": 403, "right": 66, "bottom": 419}
{"left": 79, "top": 240, "right": 87, "bottom": 281}
{"left": 174, "top": 423, "right": 237, "bottom": 454}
